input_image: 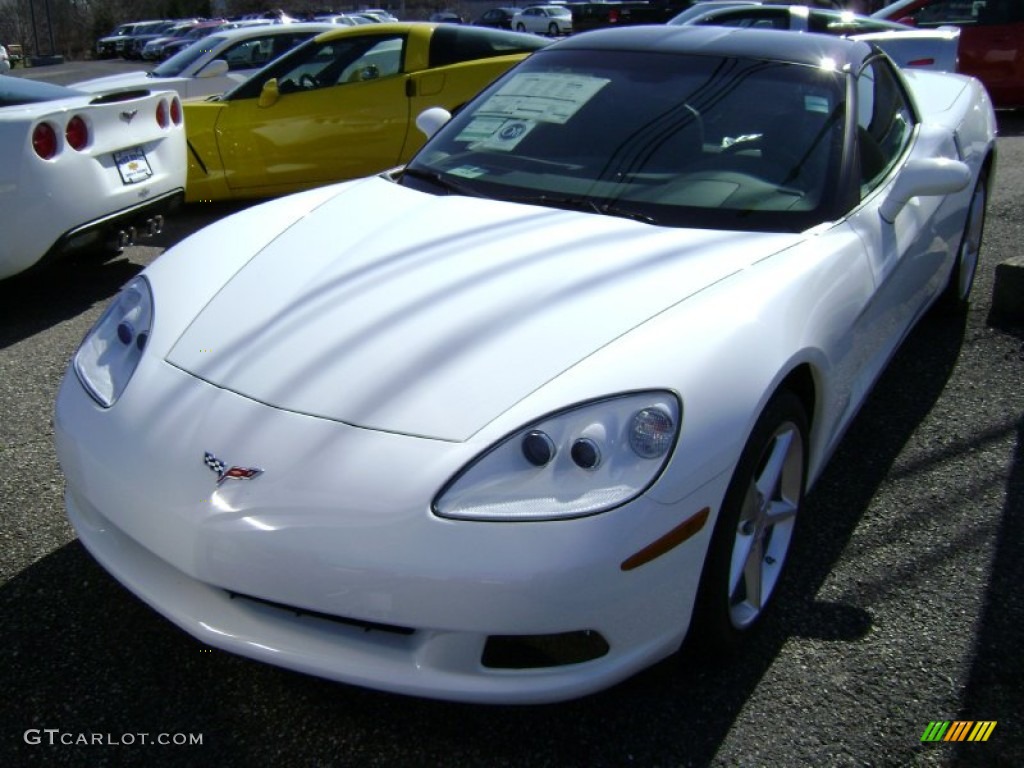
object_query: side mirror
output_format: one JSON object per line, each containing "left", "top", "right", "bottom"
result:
{"left": 257, "top": 78, "right": 280, "bottom": 109}
{"left": 416, "top": 106, "right": 452, "bottom": 139}
{"left": 198, "top": 59, "right": 229, "bottom": 78}
{"left": 880, "top": 157, "right": 971, "bottom": 222}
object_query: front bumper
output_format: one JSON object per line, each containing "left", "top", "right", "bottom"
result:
{"left": 55, "top": 358, "right": 723, "bottom": 703}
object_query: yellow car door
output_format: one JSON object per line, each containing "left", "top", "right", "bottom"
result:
{"left": 214, "top": 33, "right": 410, "bottom": 197}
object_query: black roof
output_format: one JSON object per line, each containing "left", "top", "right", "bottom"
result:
{"left": 551, "top": 24, "right": 874, "bottom": 71}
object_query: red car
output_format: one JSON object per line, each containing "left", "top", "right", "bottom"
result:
{"left": 873, "top": 0, "right": 1024, "bottom": 107}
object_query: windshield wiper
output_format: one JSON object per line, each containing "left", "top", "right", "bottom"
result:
{"left": 401, "top": 167, "right": 481, "bottom": 198}
{"left": 507, "top": 193, "right": 659, "bottom": 225}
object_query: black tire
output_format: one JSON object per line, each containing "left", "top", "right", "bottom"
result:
{"left": 516, "top": 23, "right": 526, "bottom": 32}
{"left": 548, "top": 22, "right": 559, "bottom": 36}
{"left": 938, "top": 169, "right": 987, "bottom": 313}
{"left": 691, "top": 389, "right": 808, "bottom": 656}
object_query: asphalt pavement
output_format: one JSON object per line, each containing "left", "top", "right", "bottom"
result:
{"left": 1, "top": 60, "right": 1022, "bottom": 767}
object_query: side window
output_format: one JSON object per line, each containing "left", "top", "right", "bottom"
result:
{"left": 276, "top": 35, "right": 405, "bottom": 94}
{"left": 704, "top": 10, "right": 788, "bottom": 29}
{"left": 855, "top": 58, "right": 915, "bottom": 195}
{"left": 429, "top": 26, "right": 548, "bottom": 67}
{"left": 911, "top": 0, "right": 983, "bottom": 26}
{"left": 976, "top": 0, "right": 1021, "bottom": 25}
{"left": 221, "top": 39, "right": 273, "bottom": 70}
{"left": 338, "top": 38, "right": 404, "bottom": 83}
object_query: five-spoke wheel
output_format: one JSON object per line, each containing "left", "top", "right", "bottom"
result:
{"left": 693, "top": 389, "right": 807, "bottom": 652}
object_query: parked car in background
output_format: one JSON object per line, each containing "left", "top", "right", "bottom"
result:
{"left": 514, "top": 5, "right": 574, "bottom": 35}
{"left": 74, "top": 24, "right": 335, "bottom": 101}
{"left": 360, "top": 8, "right": 400, "bottom": 22}
{"left": 429, "top": 10, "right": 465, "bottom": 24}
{"left": 314, "top": 14, "right": 377, "bottom": 25}
{"left": 669, "top": 2, "right": 960, "bottom": 71}
{"left": 569, "top": 0, "right": 698, "bottom": 33}
{"left": 157, "top": 20, "right": 249, "bottom": 60}
{"left": 119, "top": 20, "right": 175, "bottom": 59}
{"left": 141, "top": 20, "right": 209, "bottom": 60}
{"left": 54, "top": 24, "right": 996, "bottom": 704}
{"left": 140, "top": 22, "right": 192, "bottom": 60}
{"left": 184, "top": 23, "right": 549, "bottom": 202}
{"left": 5, "top": 43, "right": 22, "bottom": 67}
{"left": 96, "top": 22, "right": 137, "bottom": 59}
{"left": 0, "top": 76, "right": 186, "bottom": 279}
{"left": 474, "top": 7, "right": 520, "bottom": 29}
{"left": 873, "top": 0, "right": 1024, "bottom": 107}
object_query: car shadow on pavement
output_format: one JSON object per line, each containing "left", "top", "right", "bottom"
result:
{"left": 0, "top": 306, "right": 970, "bottom": 767}
{"left": 0, "top": 201, "right": 253, "bottom": 352}
{"left": 0, "top": 253, "right": 141, "bottom": 352}
{"left": 954, "top": 324, "right": 1024, "bottom": 765}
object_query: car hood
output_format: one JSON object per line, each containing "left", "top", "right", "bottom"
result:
{"left": 166, "top": 176, "right": 799, "bottom": 441}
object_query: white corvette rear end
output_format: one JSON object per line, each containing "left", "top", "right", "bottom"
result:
{"left": 0, "top": 77, "right": 186, "bottom": 280}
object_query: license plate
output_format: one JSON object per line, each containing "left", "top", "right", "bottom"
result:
{"left": 114, "top": 147, "right": 153, "bottom": 185}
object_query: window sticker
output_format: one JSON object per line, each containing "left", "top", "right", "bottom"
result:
{"left": 804, "top": 94, "right": 830, "bottom": 114}
{"left": 449, "top": 165, "right": 488, "bottom": 179}
{"left": 456, "top": 116, "right": 509, "bottom": 143}
{"left": 474, "top": 119, "right": 537, "bottom": 151}
{"left": 474, "top": 72, "right": 610, "bottom": 124}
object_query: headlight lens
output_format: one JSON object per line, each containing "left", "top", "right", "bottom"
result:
{"left": 433, "top": 392, "right": 680, "bottom": 522}
{"left": 74, "top": 276, "right": 153, "bottom": 407}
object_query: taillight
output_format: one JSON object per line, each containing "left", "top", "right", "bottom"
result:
{"left": 156, "top": 99, "right": 169, "bottom": 128}
{"left": 170, "top": 97, "right": 182, "bottom": 126}
{"left": 66, "top": 115, "right": 89, "bottom": 151}
{"left": 32, "top": 123, "right": 58, "bottom": 159}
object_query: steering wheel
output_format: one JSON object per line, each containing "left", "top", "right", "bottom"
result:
{"left": 349, "top": 64, "right": 379, "bottom": 83}
{"left": 299, "top": 73, "right": 319, "bottom": 89}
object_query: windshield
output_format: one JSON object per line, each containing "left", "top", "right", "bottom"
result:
{"left": 152, "top": 35, "right": 228, "bottom": 77}
{"left": 403, "top": 48, "right": 847, "bottom": 232}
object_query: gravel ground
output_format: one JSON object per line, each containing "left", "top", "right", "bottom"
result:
{"left": 1, "top": 62, "right": 1021, "bottom": 767}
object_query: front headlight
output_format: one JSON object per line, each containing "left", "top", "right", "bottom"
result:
{"left": 433, "top": 392, "right": 680, "bottom": 522}
{"left": 74, "top": 276, "right": 153, "bottom": 407}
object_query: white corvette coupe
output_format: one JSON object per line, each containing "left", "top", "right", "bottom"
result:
{"left": 55, "top": 26, "right": 995, "bottom": 703}
{"left": 0, "top": 76, "right": 185, "bottom": 280}
{"left": 73, "top": 23, "right": 335, "bottom": 102}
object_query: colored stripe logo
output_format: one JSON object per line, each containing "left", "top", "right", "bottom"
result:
{"left": 921, "top": 721, "right": 997, "bottom": 742}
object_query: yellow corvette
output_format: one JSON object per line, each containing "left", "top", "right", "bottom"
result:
{"left": 184, "top": 23, "right": 548, "bottom": 202}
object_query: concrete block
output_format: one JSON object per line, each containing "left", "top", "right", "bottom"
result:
{"left": 991, "top": 255, "right": 1024, "bottom": 319}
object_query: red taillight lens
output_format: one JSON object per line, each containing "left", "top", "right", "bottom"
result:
{"left": 156, "top": 100, "right": 169, "bottom": 128}
{"left": 170, "top": 97, "right": 182, "bottom": 126}
{"left": 32, "top": 122, "right": 58, "bottom": 159}
{"left": 66, "top": 115, "right": 89, "bottom": 151}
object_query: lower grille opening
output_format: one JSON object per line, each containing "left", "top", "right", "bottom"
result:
{"left": 228, "top": 592, "right": 415, "bottom": 636}
{"left": 482, "top": 631, "right": 610, "bottom": 669}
